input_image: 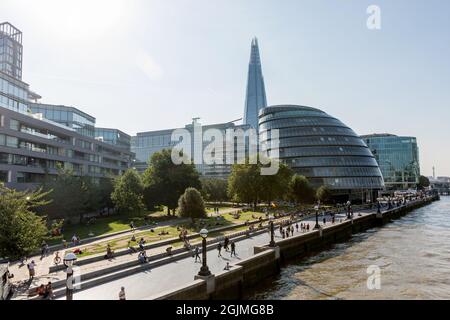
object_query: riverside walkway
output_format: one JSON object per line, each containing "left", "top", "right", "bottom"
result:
{"left": 65, "top": 207, "right": 378, "bottom": 300}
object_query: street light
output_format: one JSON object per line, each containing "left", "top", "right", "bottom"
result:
{"left": 269, "top": 216, "right": 276, "bottom": 247}
{"left": 314, "top": 203, "right": 320, "bottom": 229}
{"left": 64, "top": 252, "right": 77, "bottom": 300}
{"left": 198, "top": 229, "right": 211, "bottom": 277}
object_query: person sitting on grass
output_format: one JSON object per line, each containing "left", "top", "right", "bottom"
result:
{"left": 105, "top": 244, "right": 114, "bottom": 259}
{"left": 128, "top": 241, "right": 137, "bottom": 253}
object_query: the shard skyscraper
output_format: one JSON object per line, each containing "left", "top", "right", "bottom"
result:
{"left": 243, "top": 37, "right": 268, "bottom": 131}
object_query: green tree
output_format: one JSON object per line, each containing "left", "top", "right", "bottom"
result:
{"left": 0, "top": 183, "right": 49, "bottom": 260}
{"left": 260, "top": 162, "right": 293, "bottom": 205}
{"left": 111, "top": 169, "right": 145, "bottom": 214}
{"left": 178, "top": 187, "right": 207, "bottom": 222}
{"left": 316, "top": 185, "right": 333, "bottom": 204}
{"left": 41, "top": 167, "right": 92, "bottom": 223}
{"left": 142, "top": 149, "right": 201, "bottom": 215}
{"left": 228, "top": 160, "right": 292, "bottom": 209}
{"left": 97, "top": 177, "right": 115, "bottom": 214}
{"left": 289, "top": 174, "right": 315, "bottom": 204}
{"left": 201, "top": 178, "right": 229, "bottom": 203}
{"left": 418, "top": 175, "right": 430, "bottom": 190}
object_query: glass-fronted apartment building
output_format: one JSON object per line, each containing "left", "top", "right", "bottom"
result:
{"left": 132, "top": 119, "right": 251, "bottom": 178}
{"left": 0, "top": 22, "right": 133, "bottom": 190}
{"left": 361, "top": 134, "right": 420, "bottom": 190}
{"left": 259, "top": 105, "right": 385, "bottom": 201}
{"left": 95, "top": 128, "right": 131, "bottom": 150}
{"left": 29, "top": 103, "right": 96, "bottom": 138}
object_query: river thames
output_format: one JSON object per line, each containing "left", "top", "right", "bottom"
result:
{"left": 250, "top": 196, "right": 450, "bottom": 300}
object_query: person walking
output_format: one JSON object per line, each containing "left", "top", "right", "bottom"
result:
{"left": 27, "top": 260, "right": 36, "bottom": 280}
{"left": 230, "top": 241, "right": 236, "bottom": 257}
{"left": 119, "top": 287, "right": 126, "bottom": 300}
{"left": 217, "top": 242, "right": 222, "bottom": 257}
{"left": 224, "top": 237, "right": 230, "bottom": 251}
{"left": 194, "top": 246, "right": 201, "bottom": 263}
{"left": 295, "top": 223, "right": 299, "bottom": 233}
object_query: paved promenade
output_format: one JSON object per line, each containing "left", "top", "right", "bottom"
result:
{"left": 67, "top": 210, "right": 369, "bottom": 300}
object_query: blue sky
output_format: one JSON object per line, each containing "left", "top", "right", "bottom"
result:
{"left": 1, "top": 0, "right": 449, "bottom": 176}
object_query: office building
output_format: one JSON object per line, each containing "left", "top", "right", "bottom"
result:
{"left": 243, "top": 38, "right": 267, "bottom": 131}
{"left": 361, "top": 134, "right": 420, "bottom": 190}
{"left": 260, "top": 105, "right": 385, "bottom": 201}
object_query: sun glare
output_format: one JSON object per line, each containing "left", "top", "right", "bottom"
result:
{"left": 34, "top": 0, "right": 127, "bottom": 39}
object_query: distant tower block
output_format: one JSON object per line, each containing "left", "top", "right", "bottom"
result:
{"left": 433, "top": 166, "right": 436, "bottom": 179}
{"left": 243, "top": 37, "right": 268, "bottom": 131}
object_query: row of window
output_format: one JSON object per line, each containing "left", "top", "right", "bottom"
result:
{"left": 294, "top": 166, "right": 382, "bottom": 178}
{"left": 309, "top": 177, "right": 385, "bottom": 189}
{"left": 284, "top": 156, "right": 379, "bottom": 168}
{"left": 259, "top": 110, "right": 327, "bottom": 123}
{"left": 275, "top": 136, "right": 367, "bottom": 148}
{"left": 0, "top": 93, "right": 28, "bottom": 113}
{"left": 259, "top": 117, "right": 345, "bottom": 130}
{"left": 260, "top": 126, "right": 357, "bottom": 139}
{"left": 278, "top": 146, "right": 373, "bottom": 158}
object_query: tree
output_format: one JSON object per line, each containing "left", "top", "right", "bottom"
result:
{"left": 289, "top": 174, "right": 315, "bottom": 204}
{"left": 97, "top": 177, "right": 115, "bottom": 214}
{"left": 111, "top": 169, "right": 145, "bottom": 214}
{"left": 201, "top": 178, "right": 229, "bottom": 203}
{"left": 228, "top": 160, "right": 293, "bottom": 209}
{"left": 260, "top": 163, "right": 293, "bottom": 205}
{"left": 41, "top": 167, "right": 92, "bottom": 223}
{"left": 142, "top": 149, "right": 201, "bottom": 215}
{"left": 178, "top": 187, "right": 207, "bottom": 222}
{"left": 228, "top": 162, "right": 262, "bottom": 209}
{"left": 0, "top": 183, "right": 49, "bottom": 260}
{"left": 316, "top": 185, "right": 333, "bottom": 204}
{"left": 418, "top": 175, "right": 430, "bottom": 190}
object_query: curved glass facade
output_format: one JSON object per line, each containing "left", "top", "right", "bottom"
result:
{"left": 259, "top": 105, "right": 384, "bottom": 193}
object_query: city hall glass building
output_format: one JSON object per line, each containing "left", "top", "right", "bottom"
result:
{"left": 259, "top": 105, "right": 384, "bottom": 201}
{"left": 361, "top": 134, "right": 420, "bottom": 190}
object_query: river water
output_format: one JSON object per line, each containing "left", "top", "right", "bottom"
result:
{"left": 250, "top": 196, "right": 450, "bottom": 300}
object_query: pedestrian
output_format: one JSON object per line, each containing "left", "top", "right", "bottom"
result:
{"left": 130, "top": 221, "right": 135, "bottom": 232}
{"left": 119, "top": 287, "right": 126, "bottom": 300}
{"left": 230, "top": 241, "right": 236, "bottom": 257}
{"left": 43, "top": 282, "right": 53, "bottom": 300}
{"left": 291, "top": 226, "right": 294, "bottom": 236}
{"left": 224, "top": 237, "right": 230, "bottom": 251}
{"left": 194, "top": 246, "right": 201, "bottom": 262}
{"left": 217, "top": 242, "right": 222, "bottom": 257}
{"left": 224, "top": 262, "right": 231, "bottom": 271}
{"left": 138, "top": 238, "right": 146, "bottom": 251}
{"left": 295, "top": 223, "right": 299, "bottom": 233}
{"left": 282, "top": 230, "right": 285, "bottom": 239}
{"left": 323, "top": 217, "right": 326, "bottom": 225}
{"left": 307, "top": 224, "right": 310, "bottom": 231}
{"left": 27, "top": 260, "right": 36, "bottom": 280}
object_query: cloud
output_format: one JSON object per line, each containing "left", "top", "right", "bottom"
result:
{"left": 136, "top": 50, "right": 163, "bottom": 81}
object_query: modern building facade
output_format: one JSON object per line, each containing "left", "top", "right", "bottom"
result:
{"left": 243, "top": 38, "right": 267, "bottom": 131}
{"left": 95, "top": 128, "right": 131, "bottom": 150}
{"left": 0, "top": 22, "right": 23, "bottom": 80}
{"left": 361, "top": 134, "right": 420, "bottom": 190}
{"left": 132, "top": 119, "right": 251, "bottom": 178}
{"left": 259, "top": 105, "right": 385, "bottom": 201}
{"left": 29, "top": 103, "right": 96, "bottom": 138}
{"left": 0, "top": 22, "right": 133, "bottom": 190}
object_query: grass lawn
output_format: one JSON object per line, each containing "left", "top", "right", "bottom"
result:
{"left": 65, "top": 213, "right": 261, "bottom": 258}
{"left": 46, "top": 210, "right": 177, "bottom": 245}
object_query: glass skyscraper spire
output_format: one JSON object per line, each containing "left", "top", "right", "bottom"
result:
{"left": 243, "top": 37, "right": 267, "bottom": 130}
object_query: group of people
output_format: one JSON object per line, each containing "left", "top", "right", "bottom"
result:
{"left": 217, "top": 237, "right": 237, "bottom": 257}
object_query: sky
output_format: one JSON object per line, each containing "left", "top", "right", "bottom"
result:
{"left": 0, "top": 0, "right": 449, "bottom": 176}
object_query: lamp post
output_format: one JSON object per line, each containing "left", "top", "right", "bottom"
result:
{"left": 198, "top": 229, "right": 211, "bottom": 277}
{"left": 314, "top": 203, "right": 320, "bottom": 229}
{"left": 269, "top": 216, "right": 276, "bottom": 247}
{"left": 64, "top": 252, "right": 77, "bottom": 300}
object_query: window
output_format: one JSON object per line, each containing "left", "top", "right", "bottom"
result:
{"left": 9, "top": 119, "right": 19, "bottom": 130}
